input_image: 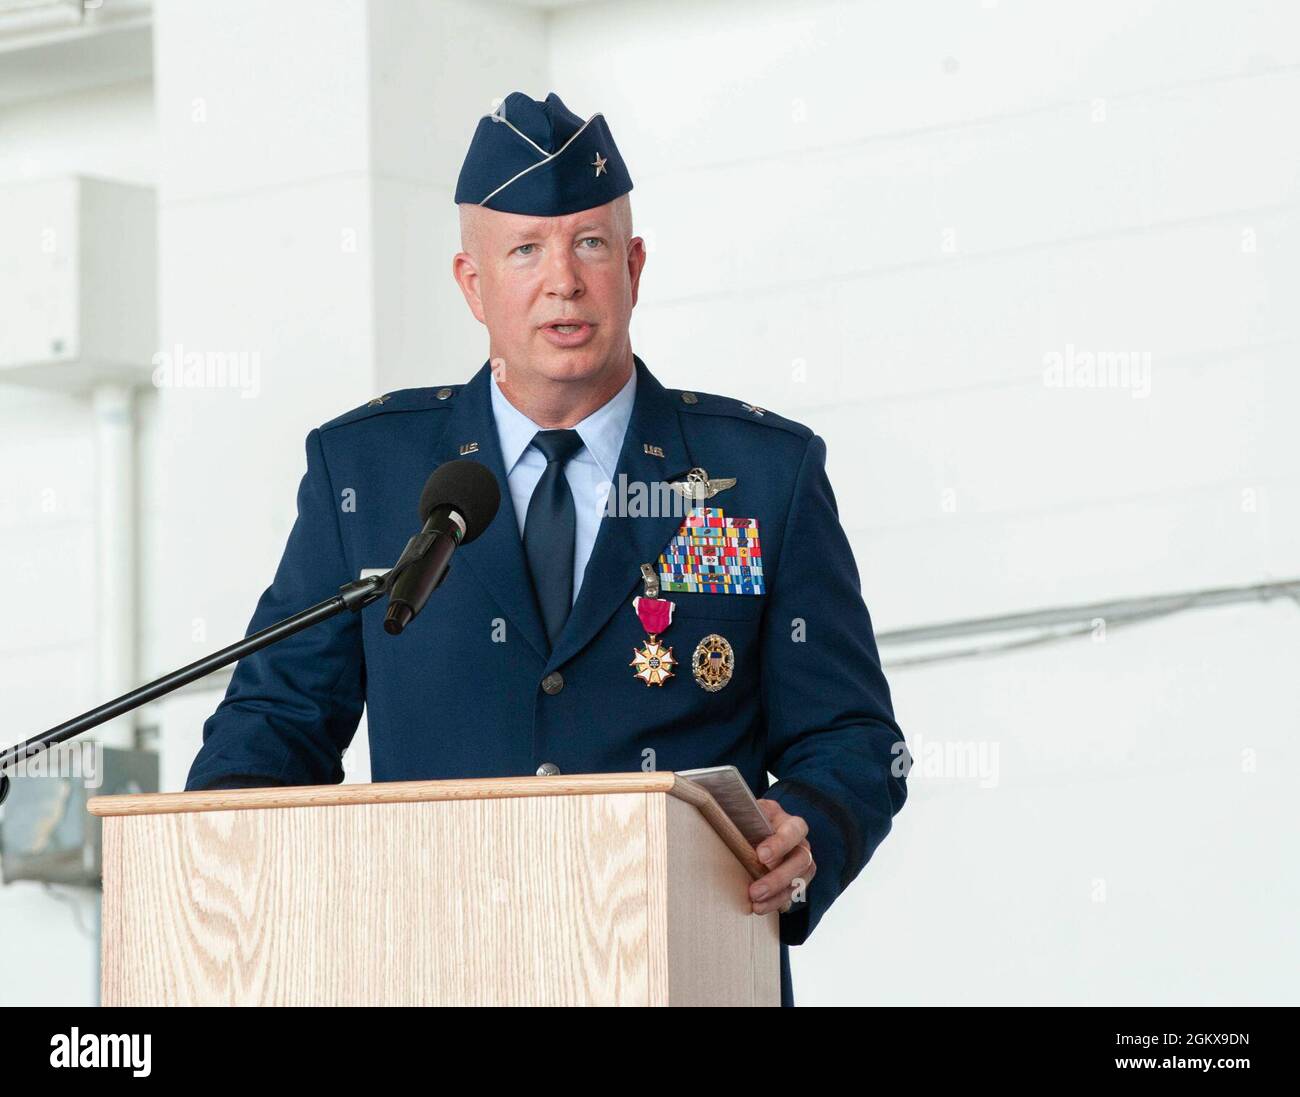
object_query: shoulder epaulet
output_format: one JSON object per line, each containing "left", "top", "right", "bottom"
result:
{"left": 670, "top": 388, "right": 813, "bottom": 439}
{"left": 319, "top": 384, "right": 462, "bottom": 432}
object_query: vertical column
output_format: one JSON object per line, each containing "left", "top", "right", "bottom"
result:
{"left": 150, "top": 0, "right": 377, "bottom": 781}
{"left": 149, "top": 0, "right": 549, "bottom": 788}
{"left": 92, "top": 382, "right": 136, "bottom": 750}
{"left": 364, "top": 0, "right": 548, "bottom": 393}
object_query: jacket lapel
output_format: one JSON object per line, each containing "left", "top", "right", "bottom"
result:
{"left": 545, "top": 356, "right": 695, "bottom": 673}
{"left": 433, "top": 361, "right": 550, "bottom": 661}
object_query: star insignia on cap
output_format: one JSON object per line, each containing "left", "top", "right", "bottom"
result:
{"left": 592, "top": 152, "right": 608, "bottom": 177}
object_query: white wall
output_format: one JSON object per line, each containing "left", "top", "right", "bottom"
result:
{"left": 551, "top": 0, "right": 1300, "bottom": 1003}
{"left": 0, "top": 78, "right": 157, "bottom": 1007}
{"left": 1, "top": 0, "right": 1295, "bottom": 1006}
{"left": 0, "top": 78, "right": 155, "bottom": 186}
{"left": 832, "top": 602, "right": 1299, "bottom": 1005}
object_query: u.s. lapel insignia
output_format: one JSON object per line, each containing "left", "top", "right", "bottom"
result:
{"left": 670, "top": 467, "right": 737, "bottom": 504}
{"left": 692, "top": 633, "right": 734, "bottom": 691}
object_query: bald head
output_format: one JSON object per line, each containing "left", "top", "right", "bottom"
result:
{"left": 458, "top": 192, "right": 633, "bottom": 260}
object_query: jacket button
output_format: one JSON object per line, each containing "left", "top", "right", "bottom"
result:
{"left": 680, "top": 391, "right": 698, "bottom": 405}
{"left": 536, "top": 762, "right": 561, "bottom": 776}
{"left": 436, "top": 387, "right": 453, "bottom": 400}
{"left": 541, "top": 671, "right": 565, "bottom": 695}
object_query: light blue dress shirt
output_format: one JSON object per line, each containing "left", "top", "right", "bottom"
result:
{"left": 489, "top": 365, "right": 638, "bottom": 605}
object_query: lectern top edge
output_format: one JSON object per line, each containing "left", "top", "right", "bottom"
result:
{"left": 87, "top": 771, "right": 680, "bottom": 817}
{"left": 87, "top": 770, "right": 767, "bottom": 880}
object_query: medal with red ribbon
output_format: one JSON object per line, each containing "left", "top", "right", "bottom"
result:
{"left": 630, "top": 563, "right": 676, "bottom": 686}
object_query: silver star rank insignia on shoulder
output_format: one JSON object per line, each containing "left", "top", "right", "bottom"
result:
{"left": 669, "top": 467, "right": 737, "bottom": 503}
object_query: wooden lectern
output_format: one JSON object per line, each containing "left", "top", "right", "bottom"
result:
{"left": 88, "top": 772, "right": 780, "bottom": 1006}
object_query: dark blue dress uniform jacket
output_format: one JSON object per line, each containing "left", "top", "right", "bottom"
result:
{"left": 186, "top": 355, "right": 908, "bottom": 1006}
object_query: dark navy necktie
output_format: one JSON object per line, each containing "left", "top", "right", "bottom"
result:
{"left": 523, "top": 428, "right": 585, "bottom": 648}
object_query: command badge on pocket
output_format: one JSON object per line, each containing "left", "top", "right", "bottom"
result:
{"left": 692, "top": 633, "right": 734, "bottom": 692}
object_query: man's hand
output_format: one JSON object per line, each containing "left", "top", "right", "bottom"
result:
{"left": 749, "top": 798, "right": 816, "bottom": 915}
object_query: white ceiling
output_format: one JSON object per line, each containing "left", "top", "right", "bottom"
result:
{"left": 0, "top": 0, "right": 152, "bottom": 107}
{"left": 0, "top": 0, "right": 608, "bottom": 109}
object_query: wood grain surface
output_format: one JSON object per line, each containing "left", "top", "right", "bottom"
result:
{"left": 89, "top": 772, "right": 768, "bottom": 879}
{"left": 100, "top": 786, "right": 780, "bottom": 1006}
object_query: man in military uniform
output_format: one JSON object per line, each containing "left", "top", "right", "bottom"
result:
{"left": 186, "top": 91, "right": 908, "bottom": 1007}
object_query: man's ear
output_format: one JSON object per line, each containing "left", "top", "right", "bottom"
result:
{"left": 451, "top": 251, "right": 487, "bottom": 325}
{"left": 627, "top": 236, "right": 647, "bottom": 308}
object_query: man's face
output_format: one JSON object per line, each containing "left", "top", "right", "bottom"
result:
{"left": 452, "top": 198, "right": 646, "bottom": 388}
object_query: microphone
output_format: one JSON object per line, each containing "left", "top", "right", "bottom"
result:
{"left": 383, "top": 459, "right": 500, "bottom": 635}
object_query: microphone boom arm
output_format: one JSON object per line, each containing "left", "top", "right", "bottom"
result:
{"left": 0, "top": 574, "right": 388, "bottom": 806}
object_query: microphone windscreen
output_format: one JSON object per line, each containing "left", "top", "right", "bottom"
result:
{"left": 418, "top": 459, "right": 501, "bottom": 544}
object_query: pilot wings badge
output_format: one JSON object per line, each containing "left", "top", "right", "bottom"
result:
{"left": 669, "top": 467, "right": 737, "bottom": 504}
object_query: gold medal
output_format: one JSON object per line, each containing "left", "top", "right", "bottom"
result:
{"left": 630, "top": 636, "right": 676, "bottom": 687}
{"left": 691, "top": 633, "right": 734, "bottom": 691}
{"left": 630, "top": 563, "right": 676, "bottom": 687}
